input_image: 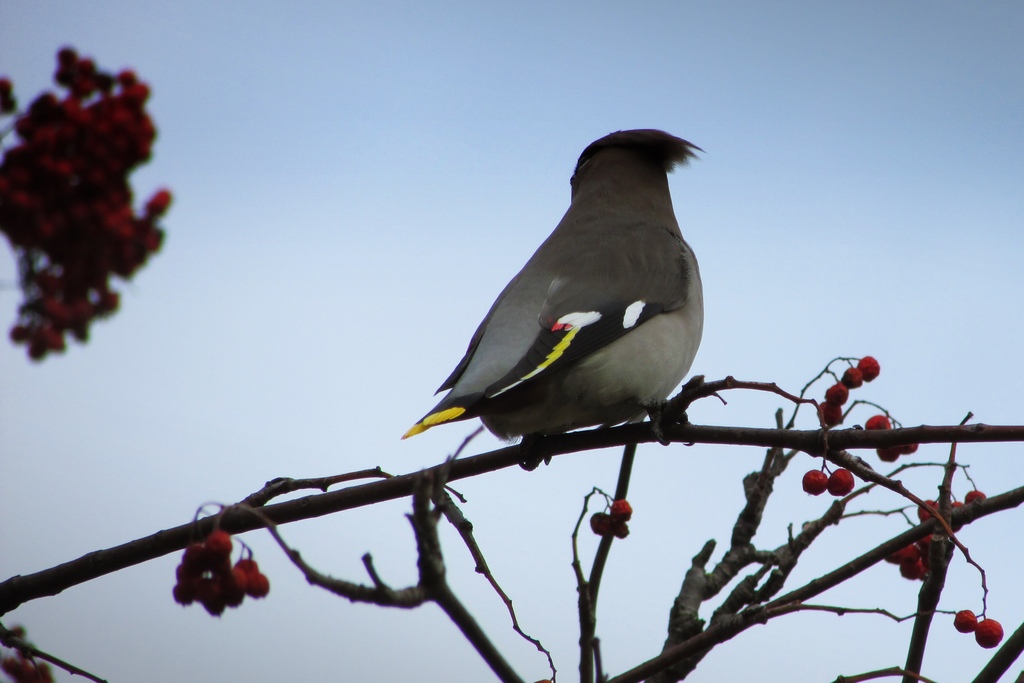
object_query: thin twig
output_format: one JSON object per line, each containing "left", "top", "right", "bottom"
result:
{"left": 240, "top": 468, "right": 394, "bottom": 508}
{"left": 831, "top": 666, "right": 939, "bottom": 683}
{"left": 605, "top": 486, "right": 1024, "bottom": 683}
{"left": 0, "top": 622, "right": 109, "bottom": 683}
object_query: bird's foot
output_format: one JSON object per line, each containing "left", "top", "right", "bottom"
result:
{"left": 644, "top": 401, "right": 685, "bottom": 446}
{"left": 517, "top": 433, "right": 551, "bottom": 471}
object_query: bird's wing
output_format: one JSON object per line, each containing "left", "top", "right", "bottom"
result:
{"left": 483, "top": 294, "right": 665, "bottom": 398}
{"left": 482, "top": 238, "right": 693, "bottom": 398}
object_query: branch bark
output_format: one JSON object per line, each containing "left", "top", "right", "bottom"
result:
{"left": 3, "top": 417, "right": 1024, "bottom": 616}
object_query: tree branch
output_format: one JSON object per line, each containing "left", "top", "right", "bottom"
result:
{"left": 2, "top": 412, "right": 1023, "bottom": 615}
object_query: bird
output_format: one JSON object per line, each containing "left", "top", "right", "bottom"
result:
{"left": 403, "top": 129, "right": 704, "bottom": 442}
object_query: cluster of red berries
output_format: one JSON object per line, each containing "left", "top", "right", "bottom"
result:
{"left": 884, "top": 491, "right": 987, "bottom": 581}
{"left": 173, "top": 530, "right": 270, "bottom": 616}
{"left": 819, "top": 356, "right": 880, "bottom": 427}
{"left": 590, "top": 499, "right": 632, "bottom": 539}
{"left": 953, "top": 610, "right": 1004, "bottom": 649}
{"left": 802, "top": 467, "right": 855, "bottom": 497}
{"left": 0, "top": 658, "right": 53, "bottom": 683}
{"left": 884, "top": 534, "right": 934, "bottom": 581}
{"left": 864, "top": 414, "right": 919, "bottom": 463}
{"left": 0, "top": 628, "right": 54, "bottom": 683}
{"left": 0, "top": 47, "right": 170, "bottom": 360}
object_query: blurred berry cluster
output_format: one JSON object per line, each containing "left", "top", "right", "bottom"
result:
{"left": 0, "top": 47, "right": 170, "bottom": 360}
{"left": 173, "top": 530, "right": 270, "bottom": 617}
{"left": 0, "top": 627, "right": 54, "bottom": 683}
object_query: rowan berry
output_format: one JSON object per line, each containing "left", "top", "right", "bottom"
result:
{"left": 900, "top": 559, "right": 925, "bottom": 580}
{"left": 965, "top": 490, "right": 987, "bottom": 504}
{"left": 975, "top": 619, "right": 1004, "bottom": 648}
{"left": 204, "top": 530, "right": 233, "bottom": 557}
{"left": 590, "top": 513, "right": 612, "bottom": 536}
{"left": 610, "top": 499, "right": 633, "bottom": 522}
{"left": 824, "top": 382, "right": 849, "bottom": 406}
{"left": 953, "top": 610, "right": 978, "bottom": 633}
{"left": 876, "top": 447, "right": 902, "bottom": 462}
{"left": 841, "top": 366, "right": 864, "bottom": 388}
{"left": 865, "top": 415, "right": 890, "bottom": 430}
{"left": 802, "top": 470, "right": 828, "bottom": 496}
{"left": 858, "top": 356, "right": 880, "bottom": 381}
{"left": 917, "top": 501, "right": 937, "bottom": 523}
{"left": 827, "top": 469, "right": 855, "bottom": 496}
{"left": 821, "top": 402, "right": 843, "bottom": 427}
{"left": 246, "top": 570, "right": 270, "bottom": 599}
{"left": 885, "top": 544, "right": 920, "bottom": 565}
{"left": 172, "top": 580, "right": 196, "bottom": 606}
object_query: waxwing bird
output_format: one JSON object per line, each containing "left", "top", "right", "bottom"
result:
{"left": 403, "top": 129, "right": 704, "bottom": 441}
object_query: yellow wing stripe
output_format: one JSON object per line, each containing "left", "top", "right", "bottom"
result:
{"left": 401, "top": 406, "right": 467, "bottom": 439}
{"left": 490, "top": 326, "right": 581, "bottom": 398}
{"left": 522, "top": 326, "right": 579, "bottom": 380}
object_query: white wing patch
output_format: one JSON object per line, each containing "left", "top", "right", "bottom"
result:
{"left": 622, "top": 300, "right": 646, "bottom": 329}
{"left": 491, "top": 310, "right": 604, "bottom": 398}
{"left": 552, "top": 310, "right": 602, "bottom": 331}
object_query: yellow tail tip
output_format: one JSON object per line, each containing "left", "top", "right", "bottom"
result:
{"left": 402, "top": 423, "right": 428, "bottom": 440}
{"left": 401, "top": 406, "right": 468, "bottom": 440}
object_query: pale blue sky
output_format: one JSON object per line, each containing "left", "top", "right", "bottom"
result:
{"left": 2, "top": 2, "right": 1023, "bottom": 682}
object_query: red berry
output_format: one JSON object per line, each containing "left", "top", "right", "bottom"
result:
{"left": 899, "top": 558, "right": 926, "bottom": 580}
{"left": 975, "top": 619, "right": 1004, "bottom": 648}
{"left": 234, "top": 558, "right": 258, "bottom": 575}
{"left": 827, "top": 469, "right": 855, "bottom": 496}
{"left": 824, "top": 382, "right": 849, "bottom": 406}
{"left": 954, "top": 610, "right": 978, "bottom": 633}
{"left": 865, "top": 415, "right": 891, "bottom": 430}
{"left": 232, "top": 563, "right": 252, "bottom": 593}
{"left": 172, "top": 580, "right": 196, "bottom": 605}
{"left": 612, "top": 520, "right": 630, "bottom": 539}
{"left": 247, "top": 571, "right": 270, "bottom": 599}
{"left": 0, "top": 77, "right": 11, "bottom": 96}
{"left": 9, "top": 325, "right": 30, "bottom": 343}
{"left": 858, "top": 356, "right": 880, "bottom": 382}
{"left": 590, "top": 513, "right": 612, "bottom": 536}
{"left": 965, "top": 490, "right": 987, "bottom": 504}
{"left": 885, "top": 544, "right": 920, "bottom": 565}
{"left": 823, "top": 385, "right": 847, "bottom": 405}
{"left": 182, "top": 542, "right": 209, "bottom": 569}
{"left": 57, "top": 47, "right": 78, "bottom": 67}
{"left": 917, "top": 500, "right": 938, "bottom": 523}
{"left": 899, "top": 443, "right": 919, "bottom": 455}
{"left": 204, "top": 530, "right": 233, "bottom": 557}
{"left": 94, "top": 289, "right": 120, "bottom": 314}
{"left": 117, "top": 69, "right": 138, "bottom": 87}
{"left": 877, "top": 446, "right": 902, "bottom": 463}
{"left": 802, "top": 469, "right": 829, "bottom": 496}
{"left": 145, "top": 188, "right": 172, "bottom": 216}
{"left": 821, "top": 402, "right": 843, "bottom": 427}
{"left": 221, "top": 572, "right": 245, "bottom": 608}
{"left": 609, "top": 499, "right": 632, "bottom": 522}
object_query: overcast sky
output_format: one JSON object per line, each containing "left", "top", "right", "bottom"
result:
{"left": 2, "top": 2, "right": 1023, "bottom": 682}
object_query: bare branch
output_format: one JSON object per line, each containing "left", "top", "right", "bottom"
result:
{"left": 0, "top": 622, "right": 108, "bottom": 683}
{"left": 2, "top": 400, "right": 1023, "bottom": 615}
{"left": 829, "top": 666, "right": 939, "bottom": 683}
{"left": 605, "top": 486, "right": 1024, "bottom": 683}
